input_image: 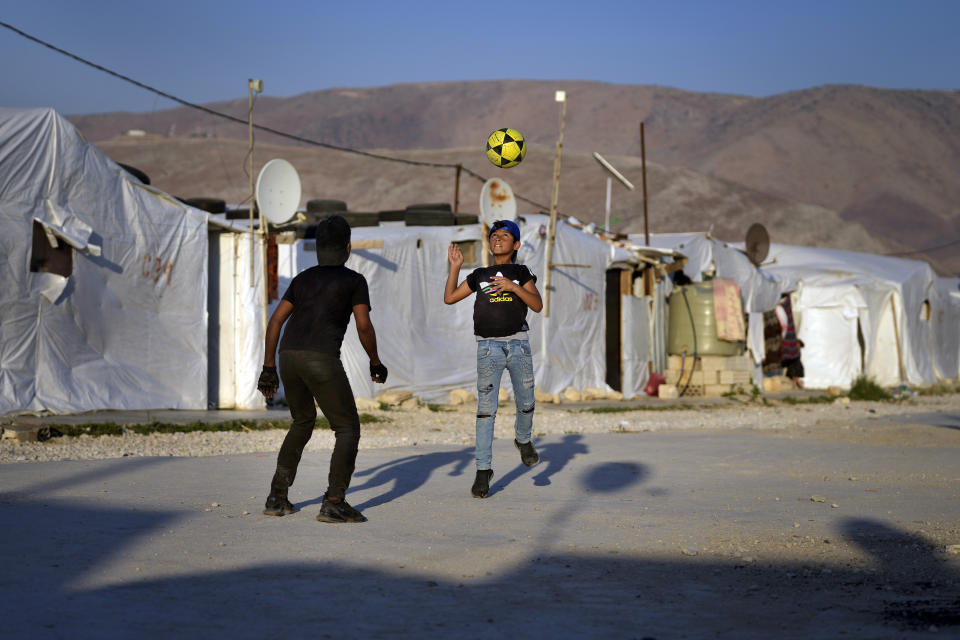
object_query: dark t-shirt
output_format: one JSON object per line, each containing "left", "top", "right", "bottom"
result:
{"left": 465, "top": 263, "right": 536, "bottom": 338}
{"left": 279, "top": 265, "right": 370, "bottom": 355}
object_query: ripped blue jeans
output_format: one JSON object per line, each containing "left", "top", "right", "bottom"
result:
{"left": 475, "top": 339, "right": 535, "bottom": 470}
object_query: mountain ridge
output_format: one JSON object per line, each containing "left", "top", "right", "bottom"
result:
{"left": 67, "top": 80, "right": 960, "bottom": 274}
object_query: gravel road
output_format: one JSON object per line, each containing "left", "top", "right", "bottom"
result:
{"left": 3, "top": 393, "right": 959, "bottom": 638}
{"left": 4, "top": 394, "right": 959, "bottom": 463}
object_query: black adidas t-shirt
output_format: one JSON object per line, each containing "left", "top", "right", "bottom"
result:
{"left": 465, "top": 263, "right": 536, "bottom": 338}
{"left": 279, "top": 265, "right": 370, "bottom": 356}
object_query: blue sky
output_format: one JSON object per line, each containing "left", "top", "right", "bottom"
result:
{"left": 2, "top": 0, "right": 958, "bottom": 114}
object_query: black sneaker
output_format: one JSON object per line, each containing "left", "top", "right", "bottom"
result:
{"left": 471, "top": 469, "right": 494, "bottom": 498}
{"left": 515, "top": 439, "right": 540, "bottom": 466}
{"left": 262, "top": 494, "right": 295, "bottom": 516}
{"left": 316, "top": 496, "right": 367, "bottom": 523}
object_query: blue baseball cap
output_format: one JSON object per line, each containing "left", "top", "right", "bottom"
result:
{"left": 489, "top": 219, "right": 521, "bottom": 241}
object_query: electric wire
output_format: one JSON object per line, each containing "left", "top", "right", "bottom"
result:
{"left": 882, "top": 237, "right": 960, "bottom": 257}
{"left": 0, "top": 20, "right": 551, "bottom": 212}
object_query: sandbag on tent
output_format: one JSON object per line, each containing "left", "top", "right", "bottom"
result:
{"left": 0, "top": 108, "right": 208, "bottom": 414}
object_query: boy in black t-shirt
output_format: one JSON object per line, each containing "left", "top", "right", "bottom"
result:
{"left": 257, "top": 215, "right": 388, "bottom": 523}
{"left": 444, "top": 219, "right": 543, "bottom": 498}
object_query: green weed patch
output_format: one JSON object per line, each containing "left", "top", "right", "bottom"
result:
{"left": 580, "top": 404, "right": 696, "bottom": 414}
{"left": 848, "top": 376, "right": 892, "bottom": 401}
{"left": 48, "top": 414, "right": 383, "bottom": 438}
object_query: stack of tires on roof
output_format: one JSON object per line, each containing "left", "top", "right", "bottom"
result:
{"left": 298, "top": 200, "right": 478, "bottom": 238}
{"left": 175, "top": 194, "right": 479, "bottom": 236}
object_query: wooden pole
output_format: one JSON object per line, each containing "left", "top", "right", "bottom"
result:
{"left": 543, "top": 93, "right": 567, "bottom": 318}
{"left": 890, "top": 296, "right": 905, "bottom": 384}
{"left": 604, "top": 176, "right": 612, "bottom": 232}
{"left": 248, "top": 81, "right": 256, "bottom": 287}
{"left": 641, "top": 121, "right": 649, "bottom": 245}
{"left": 640, "top": 121, "right": 653, "bottom": 296}
{"left": 482, "top": 222, "right": 490, "bottom": 267}
{"left": 454, "top": 164, "right": 462, "bottom": 213}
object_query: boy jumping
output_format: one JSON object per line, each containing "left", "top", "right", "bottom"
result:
{"left": 444, "top": 219, "right": 543, "bottom": 498}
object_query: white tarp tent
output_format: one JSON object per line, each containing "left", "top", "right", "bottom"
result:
{"left": 0, "top": 107, "right": 209, "bottom": 414}
{"left": 640, "top": 230, "right": 956, "bottom": 389}
{"left": 206, "top": 221, "right": 267, "bottom": 410}
{"left": 932, "top": 278, "right": 960, "bottom": 382}
{"left": 272, "top": 214, "right": 652, "bottom": 402}
{"left": 762, "top": 244, "right": 946, "bottom": 388}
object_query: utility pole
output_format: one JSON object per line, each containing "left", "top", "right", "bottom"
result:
{"left": 641, "top": 121, "right": 649, "bottom": 246}
{"left": 543, "top": 90, "right": 567, "bottom": 318}
{"left": 640, "top": 121, "right": 652, "bottom": 295}
{"left": 453, "top": 164, "right": 462, "bottom": 213}
{"left": 248, "top": 78, "right": 263, "bottom": 286}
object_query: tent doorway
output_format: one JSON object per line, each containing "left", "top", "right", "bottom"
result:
{"left": 604, "top": 268, "right": 645, "bottom": 392}
{"left": 605, "top": 269, "right": 622, "bottom": 391}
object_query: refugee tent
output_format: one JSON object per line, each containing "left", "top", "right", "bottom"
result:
{"left": 932, "top": 278, "right": 960, "bottom": 382}
{"left": 0, "top": 107, "right": 208, "bottom": 414}
{"left": 271, "top": 213, "right": 658, "bottom": 402}
{"left": 205, "top": 216, "right": 268, "bottom": 410}
{"left": 761, "top": 244, "right": 946, "bottom": 389}
{"left": 640, "top": 230, "right": 955, "bottom": 389}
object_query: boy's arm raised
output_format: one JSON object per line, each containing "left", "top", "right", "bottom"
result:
{"left": 444, "top": 244, "right": 473, "bottom": 304}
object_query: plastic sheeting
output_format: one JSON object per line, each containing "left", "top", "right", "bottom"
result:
{"left": 271, "top": 215, "right": 626, "bottom": 402}
{"left": 620, "top": 295, "right": 651, "bottom": 399}
{"left": 209, "top": 231, "right": 266, "bottom": 410}
{"left": 932, "top": 278, "right": 960, "bottom": 381}
{"left": 763, "top": 244, "right": 944, "bottom": 388}
{"left": 642, "top": 232, "right": 714, "bottom": 282}
{"left": 637, "top": 230, "right": 956, "bottom": 389}
{"left": 0, "top": 108, "right": 208, "bottom": 414}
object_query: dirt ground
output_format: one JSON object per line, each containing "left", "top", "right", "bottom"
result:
{"left": 1, "top": 400, "right": 958, "bottom": 639}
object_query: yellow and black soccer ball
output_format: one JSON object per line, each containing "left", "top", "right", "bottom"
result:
{"left": 485, "top": 127, "right": 526, "bottom": 168}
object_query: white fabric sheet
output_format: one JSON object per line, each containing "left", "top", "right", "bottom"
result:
{"left": 0, "top": 108, "right": 208, "bottom": 414}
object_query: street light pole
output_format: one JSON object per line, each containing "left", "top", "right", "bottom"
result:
{"left": 593, "top": 152, "right": 634, "bottom": 233}
{"left": 604, "top": 176, "right": 612, "bottom": 232}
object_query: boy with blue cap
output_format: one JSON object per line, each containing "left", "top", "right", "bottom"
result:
{"left": 444, "top": 219, "right": 542, "bottom": 498}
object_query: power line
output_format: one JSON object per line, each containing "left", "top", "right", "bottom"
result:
{"left": 0, "top": 20, "right": 550, "bottom": 212}
{"left": 883, "top": 237, "right": 960, "bottom": 257}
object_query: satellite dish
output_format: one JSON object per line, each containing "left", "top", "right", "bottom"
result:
{"left": 745, "top": 223, "right": 770, "bottom": 266}
{"left": 255, "top": 159, "right": 302, "bottom": 225}
{"left": 479, "top": 178, "right": 517, "bottom": 227}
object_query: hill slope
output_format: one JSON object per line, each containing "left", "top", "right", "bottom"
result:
{"left": 69, "top": 80, "right": 960, "bottom": 273}
{"left": 97, "top": 135, "right": 893, "bottom": 262}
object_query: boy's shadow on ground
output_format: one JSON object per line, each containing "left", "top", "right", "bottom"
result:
{"left": 490, "top": 434, "right": 589, "bottom": 497}
{"left": 309, "top": 448, "right": 475, "bottom": 512}
{"left": 299, "top": 434, "right": 591, "bottom": 509}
